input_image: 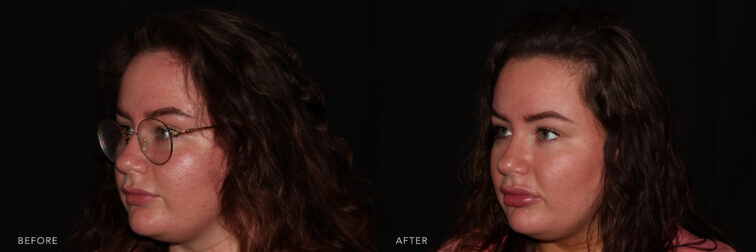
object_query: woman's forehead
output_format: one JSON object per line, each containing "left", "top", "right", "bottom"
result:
{"left": 117, "top": 51, "right": 205, "bottom": 121}
{"left": 493, "top": 57, "right": 585, "bottom": 116}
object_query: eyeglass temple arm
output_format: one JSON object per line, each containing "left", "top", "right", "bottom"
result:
{"left": 170, "top": 125, "right": 215, "bottom": 136}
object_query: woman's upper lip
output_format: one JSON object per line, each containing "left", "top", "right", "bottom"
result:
{"left": 123, "top": 187, "right": 156, "bottom": 196}
{"left": 500, "top": 185, "right": 538, "bottom": 196}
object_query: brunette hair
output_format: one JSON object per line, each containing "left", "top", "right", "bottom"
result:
{"left": 448, "top": 9, "right": 731, "bottom": 251}
{"left": 69, "top": 8, "right": 375, "bottom": 251}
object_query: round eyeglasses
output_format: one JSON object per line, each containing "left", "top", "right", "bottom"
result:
{"left": 97, "top": 118, "right": 214, "bottom": 165}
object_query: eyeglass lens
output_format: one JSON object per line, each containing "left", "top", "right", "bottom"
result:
{"left": 97, "top": 119, "right": 174, "bottom": 165}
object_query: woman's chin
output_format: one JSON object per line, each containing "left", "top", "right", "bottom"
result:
{"left": 128, "top": 208, "right": 168, "bottom": 239}
{"left": 505, "top": 209, "right": 549, "bottom": 238}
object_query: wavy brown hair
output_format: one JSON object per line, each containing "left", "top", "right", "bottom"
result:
{"left": 68, "top": 8, "right": 375, "bottom": 251}
{"left": 448, "top": 9, "right": 731, "bottom": 252}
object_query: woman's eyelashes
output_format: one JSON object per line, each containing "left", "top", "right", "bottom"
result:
{"left": 119, "top": 124, "right": 133, "bottom": 135}
{"left": 536, "top": 127, "right": 560, "bottom": 142}
{"left": 493, "top": 126, "right": 512, "bottom": 139}
{"left": 492, "top": 125, "right": 560, "bottom": 142}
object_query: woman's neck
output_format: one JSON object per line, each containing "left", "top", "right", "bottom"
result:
{"left": 535, "top": 222, "right": 602, "bottom": 252}
{"left": 536, "top": 239, "right": 602, "bottom": 252}
{"left": 167, "top": 222, "right": 239, "bottom": 252}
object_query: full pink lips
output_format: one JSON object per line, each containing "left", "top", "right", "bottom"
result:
{"left": 500, "top": 186, "right": 541, "bottom": 208}
{"left": 123, "top": 187, "right": 157, "bottom": 206}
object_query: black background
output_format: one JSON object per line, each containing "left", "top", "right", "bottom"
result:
{"left": 2, "top": 1, "right": 754, "bottom": 251}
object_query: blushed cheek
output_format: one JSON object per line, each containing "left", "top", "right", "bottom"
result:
{"left": 540, "top": 154, "right": 602, "bottom": 206}
{"left": 164, "top": 149, "right": 226, "bottom": 205}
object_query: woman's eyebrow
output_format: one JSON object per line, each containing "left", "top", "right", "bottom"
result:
{"left": 524, "top": 111, "right": 573, "bottom": 123}
{"left": 115, "top": 108, "right": 130, "bottom": 120}
{"left": 146, "top": 107, "right": 193, "bottom": 118}
{"left": 491, "top": 109, "right": 509, "bottom": 122}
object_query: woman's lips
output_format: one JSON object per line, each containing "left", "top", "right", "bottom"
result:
{"left": 123, "top": 187, "right": 157, "bottom": 206}
{"left": 500, "top": 186, "right": 541, "bottom": 208}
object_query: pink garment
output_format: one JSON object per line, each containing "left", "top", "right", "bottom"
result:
{"left": 674, "top": 228, "right": 734, "bottom": 252}
{"left": 439, "top": 228, "right": 735, "bottom": 251}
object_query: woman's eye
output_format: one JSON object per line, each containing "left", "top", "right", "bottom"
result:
{"left": 537, "top": 128, "right": 559, "bottom": 141}
{"left": 493, "top": 126, "right": 512, "bottom": 139}
{"left": 120, "top": 125, "right": 134, "bottom": 136}
{"left": 155, "top": 127, "right": 172, "bottom": 140}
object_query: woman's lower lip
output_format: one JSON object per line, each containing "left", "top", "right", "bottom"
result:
{"left": 125, "top": 194, "right": 156, "bottom": 206}
{"left": 503, "top": 194, "right": 541, "bottom": 207}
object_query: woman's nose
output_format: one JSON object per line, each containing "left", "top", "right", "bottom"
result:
{"left": 114, "top": 136, "right": 148, "bottom": 174}
{"left": 494, "top": 136, "right": 530, "bottom": 176}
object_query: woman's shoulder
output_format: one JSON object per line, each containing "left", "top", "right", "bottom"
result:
{"left": 674, "top": 228, "right": 735, "bottom": 252}
{"left": 440, "top": 229, "right": 735, "bottom": 251}
{"left": 438, "top": 238, "right": 496, "bottom": 252}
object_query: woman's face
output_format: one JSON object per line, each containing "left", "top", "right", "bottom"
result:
{"left": 114, "top": 51, "right": 229, "bottom": 244}
{"left": 489, "top": 57, "right": 606, "bottom": 243}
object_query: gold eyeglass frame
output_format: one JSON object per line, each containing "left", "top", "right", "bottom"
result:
{"left": 98, "top": 118, "right": 214, "bottom": 165}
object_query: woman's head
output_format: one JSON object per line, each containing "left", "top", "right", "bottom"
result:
{"left": 74, "top": 9, "right": 374, "bottom": 251}
{"left": 490, "top": 56, "right": 606, "bottom": 244}
{"left": 451, "top": 9, "right": 725, "bottom": 251}
{"left": 113, "top": 50, "right": 229, "bottom": 245}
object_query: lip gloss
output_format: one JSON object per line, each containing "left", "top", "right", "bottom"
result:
{"left": 123, "top": 188, "right": 157, "bottom": 206}
{"left": 500, "top": 186, "right": 541, "bottom": 207}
